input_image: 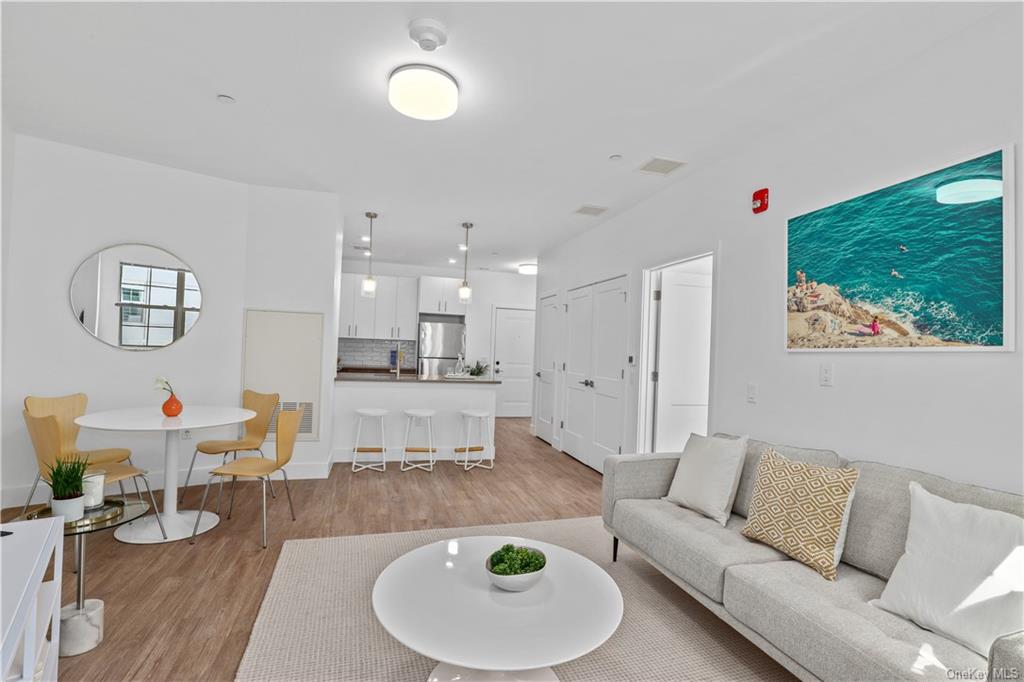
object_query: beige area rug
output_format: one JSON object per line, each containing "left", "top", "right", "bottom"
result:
{"left": 236, "top": 516, "right": 793, "bottom": 681}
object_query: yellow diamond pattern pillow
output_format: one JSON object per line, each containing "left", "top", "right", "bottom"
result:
{"left": 741, "top": 448, "right": 859, "bottom": 580}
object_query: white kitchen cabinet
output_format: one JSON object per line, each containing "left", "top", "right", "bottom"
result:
{"left": 396, "top": 277, "right": 418, "bottom": 339}
{"left": 339, "top": 273, "right": 376, "bottom": 338}
{"left": 418, "top": 276, "right": 466, "bottom": 315}
{"left": 373, "top": 276, "right": 398, "bottom": 339}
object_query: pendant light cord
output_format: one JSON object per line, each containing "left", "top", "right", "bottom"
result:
{"left": 463, "top": 223, "right": 470, "bottom": 284}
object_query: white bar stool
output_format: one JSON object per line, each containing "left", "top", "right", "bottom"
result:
{"left": 352, "top": 408, "right": 388, "bottom": 473}
{"left": 401, "top": 409, "right": 437, "bottom": 472}
{"left": 456, "top": 409, "right": 493, "bottom": 471}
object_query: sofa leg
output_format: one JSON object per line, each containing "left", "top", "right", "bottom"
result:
{"left": 612, "top": 537, "right": 619, "bottom": 562}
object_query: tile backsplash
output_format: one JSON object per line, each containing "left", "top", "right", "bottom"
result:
{"left": 338, "top": 338, "right": 417, "bottom": 369}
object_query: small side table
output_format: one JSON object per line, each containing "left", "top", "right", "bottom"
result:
{"left": 16, "top": 499, "right": 149, "bottom": 656}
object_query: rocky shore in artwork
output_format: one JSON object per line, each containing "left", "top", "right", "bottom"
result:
{"left": 787, "top": 283, "right": 965, "bottom": 349}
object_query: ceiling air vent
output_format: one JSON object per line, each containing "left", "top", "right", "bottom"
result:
{"left": 575, "top": 205, "right": 607, "bottom": 217}
{"left": 637, "top": 157, "right": 685, "bottom": 176}
{"left": 352, "top": 245, "right": 370, "bottom": 252}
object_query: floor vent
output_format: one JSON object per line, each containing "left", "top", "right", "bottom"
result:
{"left": 637, "top": 157, "right": 685, "bottom": 176}
{"left": 575, "top": 205, "right": 608, "bottom": 216}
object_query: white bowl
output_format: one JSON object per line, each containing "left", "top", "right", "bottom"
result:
{"left": 485, "top": 547, "right": 546, "bottom": 592}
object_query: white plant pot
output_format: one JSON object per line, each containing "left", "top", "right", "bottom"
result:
{"left": 83, "top": 472, "right": 106, "bottom": 509}
{"left": 51, "top": 495, "right": 85, "bottom": 523}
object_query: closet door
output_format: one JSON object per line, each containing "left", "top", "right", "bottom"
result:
{"left": 534, "top": 294, "right": 560, "bottom": 445}
{"left": 562, "top": 285, "right": 594, "bottom": 461}
{"left": 588, "top": 277, "right": 628, "bottom": 469}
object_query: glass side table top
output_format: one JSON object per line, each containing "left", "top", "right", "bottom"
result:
{"left": 17, "top": 499, "right": 150, "bottom": 536}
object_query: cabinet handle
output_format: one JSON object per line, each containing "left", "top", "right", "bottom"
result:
{"left": 437, "top": 301, "right": 441, "bottom": 312}
{"left": 347, "top": 324, "right": 351, "bottom": 336}
{"left": 444, "top": 300, "right": 448, "bottom": 312}
{"left": 355, "top": 325, "right": 358, "bottom": 336}
{"left": 397, "top": 326, "right": 401, "bottom": 338}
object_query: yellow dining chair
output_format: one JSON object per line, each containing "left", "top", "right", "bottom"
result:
{"left": 190, "top": 406, "right": 302, "bottom": 549}
{"left": 180, "top": 390, "right": 280, "bottom": 508}
{"left": 23, "top": 411, "right": 167, "bottom": 539}
{"left": 23, "top": 394, "right": 136, "bottom": 514}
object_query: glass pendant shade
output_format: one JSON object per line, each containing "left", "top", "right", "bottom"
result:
{"left": 361, "top": 275, "right": 377, "bottom": 298}
{"left": 458, "top": 283, "right": 472, "bottom": 304}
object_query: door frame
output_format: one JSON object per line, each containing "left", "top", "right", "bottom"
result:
{"left": 636, "top": 248, "right": 720, "bottom": 454}
{"left": 489, "top": 304, "right": 536, "bottom": 418}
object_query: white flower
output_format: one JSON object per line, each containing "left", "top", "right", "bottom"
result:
{"left": 154, "top": 376, "right": 174, "bottom": 394}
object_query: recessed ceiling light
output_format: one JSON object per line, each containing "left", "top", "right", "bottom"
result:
{"left": 388, "top": 65, "right": 458, "bottom": 121}
{"left": 363, "top": 250, "right": 372, "bottom": 257}
{"left": 361, "top": 235, "right": 371, "bottom": 242}
{"left": 216, "top": 94, "right": 235, "bottom": 104}
{"left": 518, "top": 263, "right": 538, "bottom": 275}
{"left": 935, "top": 177, "right": 1002, "bottom": 204}
{"left": 448, "top": 257, "right": 457, "bottom": 264}
{"left": 458, "top": 243, "right": 468, "bottom": 251}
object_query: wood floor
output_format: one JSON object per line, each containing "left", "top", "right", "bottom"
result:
{"left": 3, "top": 418, "right": 602, "bottom": 681}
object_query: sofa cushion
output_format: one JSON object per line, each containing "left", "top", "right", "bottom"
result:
{"left": 612, "top": 498, "right": 787, "bottom": 602}
{"left": 723, "top": 561, "right": 987, "bottom": 681}
{"left": 714, "top": 433, "right": 841, "bottom": 517}
{"left": 843, "top": 461, "right": 1024, "bottom": 579}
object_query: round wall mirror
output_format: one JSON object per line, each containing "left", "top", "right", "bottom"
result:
{"left": 69, "top": 243, "right": 202, "bottom": 350}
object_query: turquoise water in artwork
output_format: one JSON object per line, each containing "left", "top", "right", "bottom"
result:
{"left": 788, "top": 151, "right": 1004, "bottom": 346}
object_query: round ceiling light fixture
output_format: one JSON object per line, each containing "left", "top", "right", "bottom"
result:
{"left": 935, "top": 177, "right": 1002, "bottom": 204}
{"left": 216, "top": 94, "right": 236, "bottom": 104}
{"left": 388, "top": 65, "right": 459, "bottom": 121}
{"left": 518, "top": 263, "right": 538, "bottom": 276}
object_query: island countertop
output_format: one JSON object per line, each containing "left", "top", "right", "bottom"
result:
{"left": 336, "top": 370, "right": 500, "bottom": 385}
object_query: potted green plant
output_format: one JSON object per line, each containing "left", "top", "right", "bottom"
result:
{"left": 47, "top": 456, "right": 89, "bottom": 522}
{"left": 467, "top": 361, "right": 490, "bottom": 378}
{"left": 485, "top": 543, "right": 547, "bottom": 592}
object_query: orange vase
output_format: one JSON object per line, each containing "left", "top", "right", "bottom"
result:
{"left": 162, "top": 393, "right": 183, "bottom": 417}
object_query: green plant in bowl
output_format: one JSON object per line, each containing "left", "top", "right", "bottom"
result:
{"left": 485, "top": 544, "right": 547, "bottom": 592}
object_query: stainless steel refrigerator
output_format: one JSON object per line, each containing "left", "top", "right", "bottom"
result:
{"left": 418, "top": 320, "right": 466, "bottom": 377}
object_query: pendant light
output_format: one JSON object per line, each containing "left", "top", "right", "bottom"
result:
{"left": 361, "top": 212, "right": 378, "bottom": 298}
{"left": 458, "top": 222, "right": 473, "bottom": 304}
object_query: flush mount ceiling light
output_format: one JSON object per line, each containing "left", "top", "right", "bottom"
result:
{"left": 457, "top": 243, "right": 468, "bottom": 251}
{"left": 448, "top": 257, "right": 457, "bottom": 264}
{"left": 935, "top": 177, "right": 1002, "bottom": 204}
{"left": 216, "top": 94, "right": 235, "bottom": 104}
{"left": 388, "top": 65, "right": 459, "bottom": 121}
{"left": 518, "top": 263, "right": 538, "bottom": 275}
{"left": 361, "top": 212, "right": 378, "bottom": 297}
{"left": 361, "top": 235, "right": 371, "bottom": 242}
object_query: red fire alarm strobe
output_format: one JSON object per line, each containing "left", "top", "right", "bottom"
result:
{"left": 752, "top": 188, "right": 769, "bottom": 214}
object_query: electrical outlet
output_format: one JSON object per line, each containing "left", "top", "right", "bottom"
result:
{"left": 819, "top": 363, "right": 834, "bottom": 387}
{"left": 746, "top": 383, "right": 758, "bottom": 404}
{"left": 181, "top": 429, "right": 192, "bottom": 440}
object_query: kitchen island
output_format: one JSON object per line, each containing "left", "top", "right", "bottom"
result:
{"left": 333, "top": 371, "right": 500, "bottom": 465}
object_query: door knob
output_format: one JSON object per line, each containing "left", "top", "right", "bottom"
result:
{"left": 578, "top": 380, "right": 588, "bottom": 386}
{"left": 535, "top": 371, "right": 541, "bottom": 378}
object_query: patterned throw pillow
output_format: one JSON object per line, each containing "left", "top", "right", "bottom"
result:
{"left": 742, "top": 448, "right": 859, "bottom": 580}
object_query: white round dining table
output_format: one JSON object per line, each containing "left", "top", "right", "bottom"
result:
{"left": 74, "top": 406, "right": 256, "bottom": 544}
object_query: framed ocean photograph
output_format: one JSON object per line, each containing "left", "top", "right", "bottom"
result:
{"left": 786, "top": 146, "right": 1015, "bottom": 352}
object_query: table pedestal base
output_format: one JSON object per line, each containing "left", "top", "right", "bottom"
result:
{"left": 59, "top": 599, "right": 103, "bottom": 657}
{"left": 428, "top": 663, "right": 558, "bottom": 682}
{"left": 114, "top": 510, "right": 219, "bottom": 544}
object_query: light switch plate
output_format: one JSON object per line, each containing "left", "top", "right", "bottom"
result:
{"left": 819, "top": 363, "right": 834, "bottom": 387}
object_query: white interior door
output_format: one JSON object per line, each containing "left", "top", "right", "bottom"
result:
{"left": 654, "top": 263, "right": 713, "bottom": 452}
{"left": 493, "top": 307, "right": 536, "bottom": 417}
{"left": 534, "top": 295, "right": 560, "bottom": 444}
{"left": 588, "top": 277, "right": 628, "bottom": 469}
{"left": 562, "top": 286, "right": 594, "bottom": 460}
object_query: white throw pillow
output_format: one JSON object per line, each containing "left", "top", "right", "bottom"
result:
{"left": 664, "top": 434, "right": 748, "bottom": 526}
{"left": 872, "top": 482, "right": 1024, "bottom": 657}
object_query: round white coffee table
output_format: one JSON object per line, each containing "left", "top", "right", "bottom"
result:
{"left": 75, "top": 406, "right": 255, "bottom": 544}
{"left": 372, "top": 536, "right": 623, "bottom": 681}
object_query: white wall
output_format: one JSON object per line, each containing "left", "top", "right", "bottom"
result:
{"left": 538, "top": 11, "right": 1023, "bottom": 493}
{"left": 244, "top": 184, "right": 342, "bottom": 474}
{"left": 342, "top": 260, "right": 537, "bottom": 367}
{"left": 1, "top": 135, "right": 342, "bottom": 505}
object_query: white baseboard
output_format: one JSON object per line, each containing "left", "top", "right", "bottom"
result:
{"left": 2, "top": 459, "right": 332, "bottom": 510}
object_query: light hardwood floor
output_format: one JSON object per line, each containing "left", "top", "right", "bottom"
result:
{"left": 3, "top": 418, "right": 602, "bottom": 681}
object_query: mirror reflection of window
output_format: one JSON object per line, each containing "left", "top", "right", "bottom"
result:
{"left": 117, "top": 263, "right": 202, "bottom": 348}
{"left": 69, "top": 244, "right": 202, "bottom": 351}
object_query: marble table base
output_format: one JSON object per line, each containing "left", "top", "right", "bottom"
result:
{"left": 60, "top": 599, "right": 103, "bottom": 657}
{"left": 428, "top": 663, "right": 558, "bottom": 682}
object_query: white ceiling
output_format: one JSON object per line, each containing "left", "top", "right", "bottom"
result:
{"left": 2, "top": 2, "right": 1003, "bottom": 272}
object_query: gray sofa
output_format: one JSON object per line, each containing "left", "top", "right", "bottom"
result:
{"left": 602, "top": 435, "right": 1024, "bottom": 681}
